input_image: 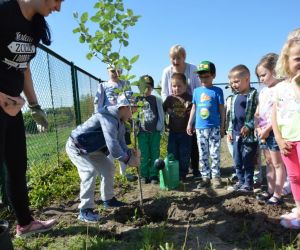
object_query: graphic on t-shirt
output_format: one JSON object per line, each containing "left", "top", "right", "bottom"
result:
{"left": 172, "top": 99, "right": 187, "bottom": 118}
{"left": 143, "top": 100, "right": 155, "bottom": 123}
{"left": 3, "top": 32, "right": 35, "bottom": 70}
{"left": 200, "top": 108, "right": 210, "bottom": 119}
{"left": 200, "top": 93, "right": 211, "bottom": 102}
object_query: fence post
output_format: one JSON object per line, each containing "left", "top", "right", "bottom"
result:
{"left": 71, "top": 62, "right": 81, "bottom": 125}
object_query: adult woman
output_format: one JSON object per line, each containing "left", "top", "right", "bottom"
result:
{"left": 0, "top": 0, "right": 63, "bottom": 237}
{"left": 161, "top": 45, "right": 201, "bottom": 178}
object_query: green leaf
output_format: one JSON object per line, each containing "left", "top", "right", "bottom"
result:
{"left": 72, "top": 27, "right": 81, "bottom": 34}
{"left": 130, "top": 55, "right": 139, "bottom": 64}
{"left": 123, "top": 40, "right": 129, "bottom": 47}
{"left": 73, "top": 12, "right": 78, "bottom": 19}
{"left": 114, "top": 89, "right": 122, "bottom": 94}
{"left": 137, "top": 101, "right": 144, "bottom": 107}
{"left": 80, "top": 12, "right": 89, "bottom": 23}
{"left": 86, "top": 53, "right": 93, "bottom": 60}
{"left": 90, "top": 15, "right": 100, "bottom": 22}
{"left": 108, "top": 52, "right": 120, "bottom": 61}
{"left": 79, "top": 34, "right": 85, "bottom": 43}
{"left": 127, "top": 9, "right": 133, "bottom": 17}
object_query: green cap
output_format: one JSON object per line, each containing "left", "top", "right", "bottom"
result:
{"left": 194, "top": 61, "right": 216, "bottom": 74}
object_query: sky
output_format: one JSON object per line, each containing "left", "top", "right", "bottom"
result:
{"left": 46, "top": 0, "right": 300, "bottom": 88}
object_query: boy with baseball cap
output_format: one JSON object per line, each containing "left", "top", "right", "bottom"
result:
{"left": 187, "top": 61, "right": 225, "bottom": 189}
{"left": 66, "top": 93, "right": 140, "bottom": 223}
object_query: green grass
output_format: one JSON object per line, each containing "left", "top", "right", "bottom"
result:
{"left": 26, "top": 126, "right": 72, "bottom": 166}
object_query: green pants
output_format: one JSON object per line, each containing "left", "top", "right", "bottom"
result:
{"left": 138, "top": 131, "right": 161, "bottom": 179}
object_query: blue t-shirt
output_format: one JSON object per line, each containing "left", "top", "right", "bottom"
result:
{"left": 193, "top": 86, "right": 224, "bottom": 129}
{"left": 233, "top": 94, "right": 247, "bottom": 134}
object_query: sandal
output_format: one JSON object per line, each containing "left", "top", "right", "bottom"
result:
{"left": 256, "top": 191, "right": 272, "bottom": 201}
{"left": 266, "top": 196, "right": 284, "bottom": 205}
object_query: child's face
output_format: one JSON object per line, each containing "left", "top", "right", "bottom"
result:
{"left": 108, "top": 69, "right": 121, "bottom": 81}
{"left": 119, "top": 106, "right": 133, "bottom": 122}
{"left": 256, "top": 66, "right": 277, "bottom": 86}
{"left": 288, "top": 44, "right": 300, "bottom": 77}
{"left": 170, "top": 53, "right": 185, "bottom": 68}
{"left": 198, "top": 72, "right": 215, "bottom": 85}
{"left": 171, "top": 78, "right": 187, "bottom": 96}
{"left": 229, "top": 72, "right": 250, "bottom": 94}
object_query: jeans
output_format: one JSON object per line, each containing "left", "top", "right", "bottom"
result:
{"left": 167, "top": 132, "right": 192, "bottom": 178}
{"left": 233, "top": 133, "right": 258, "bottom": 187}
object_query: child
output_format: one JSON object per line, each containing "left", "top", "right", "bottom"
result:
{"left": 94, "top": 66, "right": 136, "bottom": 181}
{"left": 161, "top": 45, "right": 201, "bottom": 178}
{"left": 163, "top": 73, "right": 192, "bottom": 181}
{"left": 227, "top": 64, "right": 258, "bottom": 192}
{"left": 66, "top": 94, "right": 140, "bottom": 223}
{"left": 271, "top": 28, "right": 300, "bottom": 229}
{"left": 187, "top": 61, "right": 225, "bottom": 189}
{"left": 137, "top": 75, "right": 164, "bottom": 184}
{"left": 254, "top": 53, "right": 286, "bottom": 205}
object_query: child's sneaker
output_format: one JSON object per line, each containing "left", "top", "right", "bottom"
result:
{"left": 227, "top": 182, "right": 243, "bottom": 191}
{"left": 78, "top": 208, "right": 101, "bottom": 223}
{"left": 238, "top": 185, "right": 253, "bottom": 193}
{"left": 211, "top": 177, "right": 223, "bottom": 189}
{"left": 16, "top": 219, "right": 56, "bottom": 237}
{"left": 103, "top": 197, "right": 126, "bottom": 209}
{"left": 280, "top": 217, "right": 300, "bottom": 229}
{"left": 197, "top": 177, "right": 210, "bottom": 188}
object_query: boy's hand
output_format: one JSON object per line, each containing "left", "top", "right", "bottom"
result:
{"left": 240, "top": 126, "right": 249, "bottom": 137}
{"left": 132, "top": 148, "right": 141, "bottom": 158}
{"left": 127, "top": 148, "right": 141, "bottom": 167}
{"left": 186, "top": 124, "right": 194, "bottom": 136}
{"left": 227, "top": 133, "right": 233, "bottom": 141}
{"left": 277, "top": 138, "right": 292, "bottom": 155}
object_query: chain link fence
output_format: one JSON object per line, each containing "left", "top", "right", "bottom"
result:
{"left": 25, "top": 44, "right": 101, "bottom": 167}
{"left": 24, "top": 45, "right": 261, "bottom": 168}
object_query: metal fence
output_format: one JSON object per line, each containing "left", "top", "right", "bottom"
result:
{"left": 25, "top": 44, "right": 101, "bottom": 167}
{"left": 26, "top": 44, "right": 261, "bottom": 167}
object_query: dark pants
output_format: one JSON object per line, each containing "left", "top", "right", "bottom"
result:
{"left": 190, "top": 133, "right": 200, "bottom": 175}
{"left": 233, "top": 133, "right": 258, "bottom": 187}
{"left": 167, "top": 131, "right": 192, "bottom": 178}
{"left": 0, "top": 110, "right": 33, "bottom": 226}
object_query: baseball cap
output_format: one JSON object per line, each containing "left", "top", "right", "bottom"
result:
{"left": 194, "top": 61, "right": 216, "bottom": 74}
{"left": 139, "top": 75, "right": 154, "bottom": 88}
{"left": 116, "top": 92, "right": 136, "bottom": 108}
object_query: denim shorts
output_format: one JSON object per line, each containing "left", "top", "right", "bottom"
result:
{"left": 259, "top": 131, "right": 279, "bottom": 151}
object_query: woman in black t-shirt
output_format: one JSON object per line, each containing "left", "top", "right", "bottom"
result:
{"left": 0, "top": 0, "right": 64, "bottom": 238}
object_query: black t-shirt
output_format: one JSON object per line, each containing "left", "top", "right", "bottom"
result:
{"left": 139, "top": 95, "right": 159, "bottom": 133}
{"left": 0, "top": 0, "right": 39, "bottom": 96}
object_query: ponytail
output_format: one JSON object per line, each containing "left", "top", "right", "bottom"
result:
{"left": 32, "top": 14, "right": 51, "bottom": 45}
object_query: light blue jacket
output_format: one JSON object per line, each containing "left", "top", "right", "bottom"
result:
{"left": 70, "top": 106, "right": 129, "bottom": 162}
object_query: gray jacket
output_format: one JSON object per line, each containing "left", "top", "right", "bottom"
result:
{"left": 70, "top": 106, "right": 129, "bottom": 162}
